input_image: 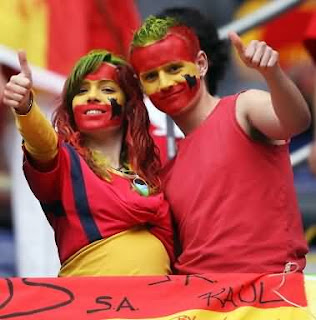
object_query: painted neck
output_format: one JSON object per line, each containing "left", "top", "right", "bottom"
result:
{"left": 84, "top": 129, "right": 124, "bottom": 169}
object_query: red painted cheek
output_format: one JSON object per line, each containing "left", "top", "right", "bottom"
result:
{"left": 149, "top": 79, "right": 200, "bottom": 116}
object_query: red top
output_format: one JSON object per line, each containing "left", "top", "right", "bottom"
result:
{"left": 304, "top": 12, "right": 316, "bottom": 63}
{"left": 23, "top": 143, "right": 174, "bottom": 264}
{"left": 162, "top": 94, "right": 308, "bottom": 274}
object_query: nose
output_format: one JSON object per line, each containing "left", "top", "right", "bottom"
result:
{"left": 86, "top": 85, "right": 101, "bottom": 103}
{"left": 158, "top": 71, "right": 175, "bottom": 91}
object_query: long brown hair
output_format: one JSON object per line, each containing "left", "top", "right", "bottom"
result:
{"left": 52, "top": 50, "right": 161, "bottom": 192}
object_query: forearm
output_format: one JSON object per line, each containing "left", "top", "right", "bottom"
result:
{"left": 312, "top": 75, "right": 316, "bottom": 138}
{"left": 14, "top": 100, "right": 58, "bottom": 162}
{"left": 264, "top": 67, "right": 311, "bottom": 136}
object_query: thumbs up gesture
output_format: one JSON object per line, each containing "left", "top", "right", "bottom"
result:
{"left": 229, "top": 31, "right": 280, "bottom": 77}
{"left": 3, "top": 50, "right": 33, "bottom": 114}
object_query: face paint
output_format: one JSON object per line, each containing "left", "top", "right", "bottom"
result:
{"left": 86, "top": 62, "right": 119, "bottom": 82}
{"left": 72, "top": 63, "right": 125, "bottom": 133}
{"left": 183, "top": 74, "right": 198, "bottom": 89}
{"left": 109, "top": 98, "right": 122, "bottom": 119}
{"left": 131, "top": 34, "right": 195, "bottom": 74}
{"left": 148, "top": 70, "right": 200, "bottom": 116}
{"left": 131, "top": 34, "right": 201, "bottom": 116}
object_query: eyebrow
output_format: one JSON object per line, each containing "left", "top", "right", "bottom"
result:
{"left": 143, "top": 70, "right": 158, "bottom": 76}
{"left": 98, "top": 80, "right": 116, "bottom": 84}
{"left": 81, "top": 79, "right": 118, "bottom": 88}
{"left": 141, "top": 61, "right": 184, "bottom": 75}
{"left": 80, "top": 80, "right": 89, "bottom": 85}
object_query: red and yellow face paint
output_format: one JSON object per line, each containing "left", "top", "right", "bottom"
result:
{"left": 72, "top": 63, "right": 126, "bottom": 133}
{"left": 130, "top": 33, "right": 201, "bottom": 116}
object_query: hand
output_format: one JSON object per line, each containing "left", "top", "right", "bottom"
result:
{"left": 308, "top": 142, "right": 316, "bottom": 176}
{"left": 3, "top": 50, "right": 33, "bottom": 114}
{"left": 229, "top": 31, "right": 280, "bottom": 77}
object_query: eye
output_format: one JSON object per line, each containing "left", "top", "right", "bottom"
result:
{"left": 166, "top": 63, "right": 183, "bottom": 74}
{"left": 101, "top": 86, "right": 116, "bottom": 94}
{"left": 143, "top": 71, "right": 158, "bottom": 82}
{"left": 77, "top": 86, "right": 88, "bottom": 95}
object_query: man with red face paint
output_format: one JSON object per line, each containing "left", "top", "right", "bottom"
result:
{"left": 2, "top": 49, "right": 174, "bottom": 276}
{"left": 130, "top": 16, "right": 311, "bottom": 274}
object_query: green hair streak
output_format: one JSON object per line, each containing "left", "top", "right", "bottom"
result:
{"left": 132, "top": 15, "right": 179, "bottom": 47}
{"left": 65, "top": 50, "right": 126, "bottom": 108}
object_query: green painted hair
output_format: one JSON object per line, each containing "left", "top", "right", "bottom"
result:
{"left": 65, "top": 50, "right": 126, "bottom": 108}
{"left": 132, "top": 15, "right": 179, "bottom": 47}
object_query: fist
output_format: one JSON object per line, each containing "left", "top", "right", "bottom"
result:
{"left": 229, "top": 31, "right": 279, "bottom": 75}
{"left": 3, "top": 50, "right": 33, "bottom": 114}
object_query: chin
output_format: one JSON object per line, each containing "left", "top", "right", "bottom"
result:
{"left": 166, "top": 99, "right": 197, "bottom": 117}
{"left": 81, "top": 125, "right": 122, "bottom": 138}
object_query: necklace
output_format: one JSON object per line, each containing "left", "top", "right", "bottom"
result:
{"left": 113, "top": 166, "right": 149, "bottom": 197}
{"left": 89, "top": 149, "right": 149, "bottom": 197}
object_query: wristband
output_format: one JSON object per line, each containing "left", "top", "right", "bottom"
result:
{"left": 15, "top": 91, "right": 33, "bottom": 115}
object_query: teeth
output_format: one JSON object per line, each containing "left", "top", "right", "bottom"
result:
{"left": 86, "top": 110, "right": 103, "bottom": 115}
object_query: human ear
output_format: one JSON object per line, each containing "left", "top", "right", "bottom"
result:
{"left": 195, "top": 50, "right": 208, "bottom": 77}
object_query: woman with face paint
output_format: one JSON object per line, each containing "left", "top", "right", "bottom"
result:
{"left": 129, "top": 17, "right": 311, "bottom": 275}
{"left": 3, "top": 49, "right": 174, "bottom": 276}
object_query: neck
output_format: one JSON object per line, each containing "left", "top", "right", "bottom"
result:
{"left": 83, "top": 129, "right": 124, "bottom": 169}
{"left": 172, "top": 82, "right": 220, "bottom": 136}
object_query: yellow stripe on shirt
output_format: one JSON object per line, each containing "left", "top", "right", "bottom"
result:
{"left": 59, "top": 226, "right": 171, "bottom": 276}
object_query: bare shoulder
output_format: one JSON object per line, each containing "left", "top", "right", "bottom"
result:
{"left": 235, "top": 89, "right": 271, "bottom": 136}
{"left": 236, "top": 89, "right": 270, "bottom": 108}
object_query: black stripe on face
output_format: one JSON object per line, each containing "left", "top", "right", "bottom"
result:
{"left": 183, "top": 74, "right": 197, "bottom": 89}
{"left": 109, "top": 98, "right": 122, "bottom": 119}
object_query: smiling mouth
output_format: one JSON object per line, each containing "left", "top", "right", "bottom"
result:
{"left": 85, "top": 109, "right": 106, "bottom": 115}
{"left": 159, "top": 87, "right": 185, "bottom": 100}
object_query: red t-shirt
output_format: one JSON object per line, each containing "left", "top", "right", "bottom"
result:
{"left": 23, "top": 143, "right": 174, "bottom": 264}
{"left": 162, "top": 94, "right": 308, "bottom": 274}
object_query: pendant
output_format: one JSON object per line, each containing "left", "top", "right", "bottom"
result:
{"left": 133, "top": 177, "right": 149, "bottom": 197}
{"left": 116, "top": 167, "right": 149, "bottom": 197}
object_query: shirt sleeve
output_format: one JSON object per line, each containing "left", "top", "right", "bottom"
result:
{"left": 14, "top": 99, "right": 58, "bottom": 162}
{"left": 22, "top": 140, "right": 69, "bottom": 203}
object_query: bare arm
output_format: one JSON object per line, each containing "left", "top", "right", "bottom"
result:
{"left": 308, "top": 74, "right": 316, "bottom": 175}
{"left": 2, "top": 51, "right": 58, "bottom": 162}
{"left": 230, "top": 32, "right": 311, "bottom": 140}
